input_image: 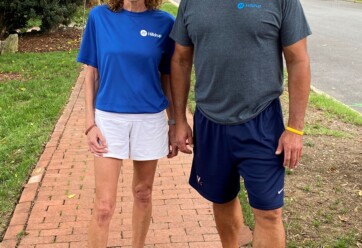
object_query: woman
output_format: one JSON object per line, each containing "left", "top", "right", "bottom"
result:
{"left": 77, "top": 0, "right": 177, "bottom": 247}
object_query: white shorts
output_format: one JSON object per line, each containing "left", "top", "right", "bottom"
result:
{"left": 95, "top": 109, "right": 169, "bottom": 161}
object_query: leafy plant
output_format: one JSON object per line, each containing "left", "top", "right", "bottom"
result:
{"left": 0, "top": 0, "right": 83, "bottom": 39}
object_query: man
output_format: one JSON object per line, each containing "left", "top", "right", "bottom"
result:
{"left": 169, "top": 0, "right": 311, "bottom": 247}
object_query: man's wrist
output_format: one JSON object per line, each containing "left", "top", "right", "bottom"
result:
{"left": 285, "top": 126, "right": 304, "bottom": 136}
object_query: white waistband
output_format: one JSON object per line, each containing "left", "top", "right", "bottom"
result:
{"left": 95, "top": 109, "right": 166, "bottom": 121}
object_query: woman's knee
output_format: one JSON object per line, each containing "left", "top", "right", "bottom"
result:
{"left": 94, "top": 198, "right": 116, "bottom": 225}
{"left": 133, "top": 183, "right": 152, "bottom": 205}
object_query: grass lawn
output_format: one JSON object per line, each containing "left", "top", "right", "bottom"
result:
{"left": 0, "top": 51, "right": 81, "bottom": 238}
{"left": 161, "top": 2, "right": 178, "bottom": 16}
{"left": 309, "top": 91, "right": 362, "bottom": 126}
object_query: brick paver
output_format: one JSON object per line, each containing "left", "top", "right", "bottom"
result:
{"left": 0, "top": 69, "right": 224, "bottom": 248}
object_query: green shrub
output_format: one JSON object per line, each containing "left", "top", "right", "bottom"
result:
{"left": 0, "top": 0, "right": 83, "bottom": 39}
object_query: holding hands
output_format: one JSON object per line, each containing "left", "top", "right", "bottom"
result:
{"left": 174, "top": 120, "right": 193, "bottom": 154}
{"left": 167, "top": 125, "right": 178, "bottom": 158}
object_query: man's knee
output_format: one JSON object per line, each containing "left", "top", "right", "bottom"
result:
{"left": 253, "top": 208, "right": 283, "bottom": 224}
{"left": 213, "top": 198, "right": 243, "bottom": 230}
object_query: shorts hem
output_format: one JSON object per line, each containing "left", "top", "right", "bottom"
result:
{"left": 102, "top": 153, "right": 128, "bottom": 160}
{"left": 131, "top": 152, "right": 168, "bottom": 161}
{"left": 189, "top": 181, "right": 239, "bottom": 204}
{"left": 101, "top": 153, "right": 168, "bottom": 161}
{"left": 249, "top": 203, "right": 284, "bottom": 211}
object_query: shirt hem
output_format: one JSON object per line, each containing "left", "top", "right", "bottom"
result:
{"left": 196, "top": 98, "right": 277, "bottom": 125}
{"left": 77, "top": 57, "right": 98, "bottom": 68}
{"left": 169, "top": 34, "right": 194, "bottom": 47}
{"left": 95, "top": 103, "right": 169, "bottom": 114}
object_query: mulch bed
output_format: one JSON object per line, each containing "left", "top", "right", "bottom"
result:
{"left": 18, "top": 27, "right": 82, "bottom": 53}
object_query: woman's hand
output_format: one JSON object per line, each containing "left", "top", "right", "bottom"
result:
{"left": 86, "top": 126, "right": 108, "bottom": 157}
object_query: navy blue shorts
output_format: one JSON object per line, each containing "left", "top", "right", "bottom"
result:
{"left": 189, "top": 98, "right": 285, "bottom": 210}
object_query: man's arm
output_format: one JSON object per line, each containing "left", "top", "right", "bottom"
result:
{"left": 276, "top": 38, "right": 311, "bottom": 169}
{"left": 170, "top": 43, "right": 194, "bottom": 154}
{"left": 161, "top": 74, "right": 178, "bottom": 158}
{"left": 161, "top": 74, "right": 174, "bottom": 121}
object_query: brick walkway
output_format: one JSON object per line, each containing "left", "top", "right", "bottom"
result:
{"left": 1, "top": 70, "right": 222, "bottom": 248}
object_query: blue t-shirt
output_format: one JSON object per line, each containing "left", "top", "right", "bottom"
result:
{"left": 77, "top": 5, "right": 175, "bottom": 113}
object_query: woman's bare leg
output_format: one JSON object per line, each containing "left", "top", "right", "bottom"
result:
{"left": 131, "top": 160, "right": 158, "bottom": 248}
{"left": 88, "top": 157, "right": 122, "bottom": 248}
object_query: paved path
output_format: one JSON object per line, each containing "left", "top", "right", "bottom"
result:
{"left": 1, "top": 70, "right": 222, "bottom": 248}
{"left": 301, "top": 0, "right": 362, "bottom": 113}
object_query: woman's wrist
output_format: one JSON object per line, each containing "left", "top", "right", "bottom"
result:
{"left": 85, "top": 123, "right": 97, "bottom": 135}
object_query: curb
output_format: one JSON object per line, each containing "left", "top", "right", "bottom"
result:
{"left": 168, "top": 0, "right": 179, "bottom": 7}
{"left": 310, "top": 85, "right": 362, "bottom": 116}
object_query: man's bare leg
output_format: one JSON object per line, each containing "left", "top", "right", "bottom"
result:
{"left": 252, "top": 207, "right": 285, "bottom": 248}
{"left": 213, "top": 197, "right": 244, "bottom": 248}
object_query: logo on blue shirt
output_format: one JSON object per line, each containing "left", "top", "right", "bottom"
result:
{"left": 140, "top": 30, "right": 147, "bottom": 37}
{"left": 140, "top": 29, "right": 162, "bottom": 38}
{"left": 237, "top": 2, "right": 262, "bottom": 9}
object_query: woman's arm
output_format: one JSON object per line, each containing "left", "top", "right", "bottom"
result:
{"left": 84, "top": 65, "right": 107, "bottom": 156}
{"left": 85, "top": 65, "right": 99, "bottom": 129}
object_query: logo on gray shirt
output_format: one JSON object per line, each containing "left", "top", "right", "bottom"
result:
{"left": 237, "top": 2, "right": 262, "bottom": 9}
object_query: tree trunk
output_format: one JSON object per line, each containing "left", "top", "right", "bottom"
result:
{"left": 0, "top": 12, "right": 7, "bottom": 40}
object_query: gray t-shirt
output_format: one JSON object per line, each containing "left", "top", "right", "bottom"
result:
{"left": 170, "top": 0, "right": 311, "bottom": 124}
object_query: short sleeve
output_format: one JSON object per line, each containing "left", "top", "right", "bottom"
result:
{"left": 281, "top": 0, "right": 312, "bottom": 47}
{"left": 159, "top": 31, "right": 175, "bottom": 74}
{"left": 77, "top": 10, "right": 98, "bottom": 67}
{"left": 169, "top": 0, "right": 193, "bottom": 46}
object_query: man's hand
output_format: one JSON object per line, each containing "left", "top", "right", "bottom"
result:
{"left": 175, "top": 121, "right": 193, "bottom": 154}
{"left": 167, "top": 125, "right": 178, "bottom": 158}
{"left": 275, "top": 131, "right": 303, "bottom": 169}
{"left": 87, "top": 127, "right": 108, "bottom": 157}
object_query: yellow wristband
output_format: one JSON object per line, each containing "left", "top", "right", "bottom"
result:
{"left": 285, "top": 126, "right": 304, "bottom": 136}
